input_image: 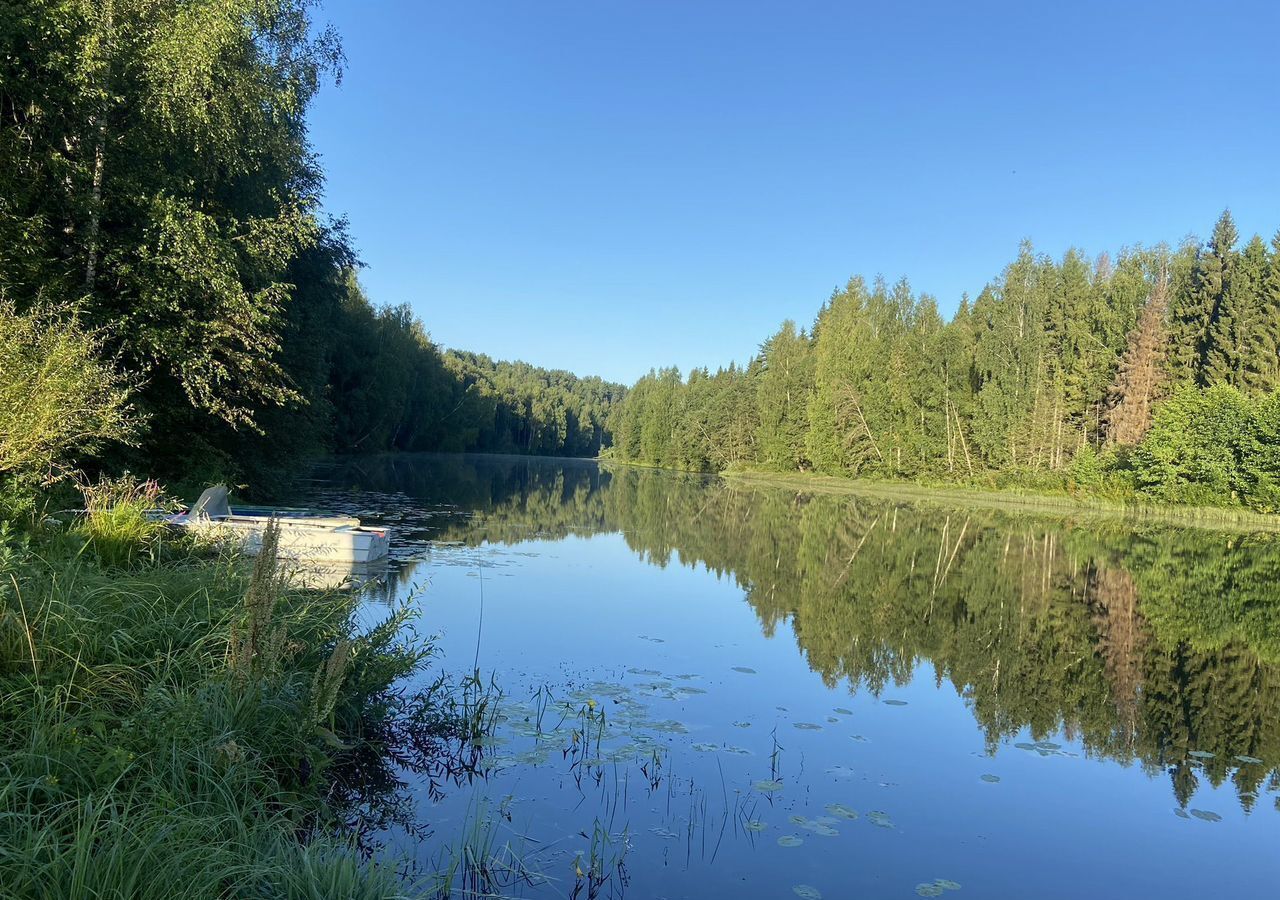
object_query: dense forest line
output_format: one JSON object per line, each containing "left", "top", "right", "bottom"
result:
{"left": 610, "top": 215, "right": 1280, "bottom": 511}
{"left": 339, "top": 454, "right": 1280, "bottom": 812}
{"left": 0, "top": 0, "right": 622, "bottom": 506}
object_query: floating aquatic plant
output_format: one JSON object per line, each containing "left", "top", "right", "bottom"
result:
{"left": 777, "top": 835, "right": 804, "bottom": 847}
{"left": 867, "top": 810, "right": 894, "bottom": 828}
{"left": 794, "top": 722, "right": 823, "bottom": 731}
{"left": 883, "top": 699, "right": 909, "bottom": 706}
{"left": 732, "top": 666, "right": 757, "bottom": 674}
{"left": 1189, "top": 809, "right": 1222, "bottom": 822}
{"left": 793, "top": 885, "right": 822, "bottom": 899}
{"left": 754, "top": 779, "right": 785, "bottom": 793}
{"left": 825, "top": 803, "right": 858, "bottom": 820}
{"left": 979, "top": 774, "right": 1000, "bottom": 783}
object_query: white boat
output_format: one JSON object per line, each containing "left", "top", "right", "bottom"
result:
{"left": 172, "top": 486, "right": 391, "bottom": 564}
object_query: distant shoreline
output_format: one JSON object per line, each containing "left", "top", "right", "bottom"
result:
{"left": 713, "top": 469, "right": 1280, "bottom": 533}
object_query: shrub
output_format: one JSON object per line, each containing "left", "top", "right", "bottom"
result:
{"left": 1131, "top": 385, "right": 1280, "bottom": 511}
{"left": 0, "top": 300, "right": 139, "bottom": 491}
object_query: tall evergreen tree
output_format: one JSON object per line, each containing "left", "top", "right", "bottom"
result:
{"left": 1171, "top": 210, "right": 1238, "bottom": 385}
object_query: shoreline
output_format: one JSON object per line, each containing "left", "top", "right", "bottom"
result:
{"left": 716, "top": 469, "right": 1280, "bottom": 533}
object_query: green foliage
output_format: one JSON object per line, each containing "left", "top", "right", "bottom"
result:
{"left": 75, "top": 474, "right": 170, "bottom": 568}
{"left": 0, "top": 508, "right": 458, "bottom": 898}
{"left": 0, "top": 300, "right": 137, "bottom": 488}
{"left": 610, "top": 212, "right": 1280, "bottom": 513}
{"left": 1131, "top": 385, "right": 1280, "bottom": 511}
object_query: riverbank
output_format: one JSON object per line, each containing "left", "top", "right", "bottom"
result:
{"left": 717, "top": 469, "right": 1280, "bottom": 533}
{"left": 0, "top": 498, "right": 482, "bottom": 899}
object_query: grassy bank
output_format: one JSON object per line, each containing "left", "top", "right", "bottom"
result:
{"left": 0, "top": 497, "right": 484, "bottom": 899}
{"left": 717, "top": 469, "right": 1280, "bottom": 533}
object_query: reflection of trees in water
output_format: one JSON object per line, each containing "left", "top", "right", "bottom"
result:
{"left": 328, "top": 455, "right": 1280, "bottom": 812}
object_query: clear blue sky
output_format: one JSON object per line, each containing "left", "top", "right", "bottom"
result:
{"left": 306, "top": 0, "right": 1280, "bottom": 385}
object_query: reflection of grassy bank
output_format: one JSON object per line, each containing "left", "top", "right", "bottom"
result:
{"left": 719, "top": 468, "right": 1280, "bottom": 533}
{"left": 0, "top": 502, "right": 480, "bottom": 898}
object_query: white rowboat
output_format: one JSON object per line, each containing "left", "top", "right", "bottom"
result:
{"left": 172, "top": 486, "right": 391, "bottom": 564}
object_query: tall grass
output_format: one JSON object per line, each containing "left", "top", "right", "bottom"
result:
{"left": 0, "top": 497, "right": 474, "bottom": 898}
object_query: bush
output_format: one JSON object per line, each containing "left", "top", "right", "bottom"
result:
{"left": 0, "top": 300, "right": 138, "bottom": 493}
{"left": 1131, "top": 385, "right": 1280, "bottom": 511}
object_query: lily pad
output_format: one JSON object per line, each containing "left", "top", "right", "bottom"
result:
{"left": 935, "top": 879, "right": 961, "bottom": 890}
{"left": 980, "top": 773, "right": 1001, "bottom": 783}
{"left": 1235, "top": 755, "right": 1264, "bottom": 765}
{"left": 1188, "top": 750, "right": 1216, "bottom": 760}
{"left": 754, "top": 779, "right": 785, "bottom": 793}
{"left": 867, "top": 810, "right": 894, "bottom": 828}
{"left": 826, "top": 765, "right": 858, "bottom": 779}
{"left": 731, "top": 666, "right": 757, "bottom": 674}
{"left": 744, "top": 819, "right": 768, "bottom": 833}
{"left": 916, "top": 885, "right": 944, "bottom": 898}
{"left": 788, "top": 814, "right": 808, "bottom": 825}
{"left": 883, "top": 699, "right": 909, "bottom": 706}
{"left": 803, "top": 822, "right": 839, "bottom": 836}
{"left": 825, "top": 803, "right": 859, "bottom": 820}
{"left": 1189, "top": 809, "right": 1222, "bottom": 822}
{"left": 777, "top": 835, "right": 804, "bottom": 847}
{"left": 1173, "top": 808, "right": 1190, "bottom": 819}
{"left": 793, "top": 885, "right": 822, "bottom": 899}
{"left": 794, "top": 722, "right": 823, "bottom": 731}
{"left": 833, "top": 707, "right": 854, "bottom": 716}
{"left": 733, "top": 721, "right": 752, "bottom": 728}
{"left": 692, "top": 742, "right": 719, "bottom": 752}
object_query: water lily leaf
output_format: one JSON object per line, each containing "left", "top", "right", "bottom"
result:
{"left": 825, "top": 803, "right": 858, "bottom": 820}
{"left": 692, "top": 742, "right": 718, "bottom": 752}
{"left": 1189, "top": 809, "right": 1222, "bottom": 822}
{"left": 833, "top": 707, "right": 854, "bottom": 716}
{"left": 793, "top": 885, "right": 822, "bottom": 899}
{"left": 935, "top": 879, "right": 961, "bottom": 890}
{"left": 867, "top": 810, "right": 894, "bottom": 828}
{"left": 731, "top": 666, "right": 757, "bottom": 674}
{"left": 794, "top": 722, "right": 823, "bottom": 731}
{"left": 777, "top": 835, "right": 804, "bottom": 847}
{"left": 733, "top": 721, "right": 752, "bottom": 728}
{"left": 1235, "top": 755, "right": 1264, "bottom": 765}
{"left": 788, "top": 814, "right": 808, "bottom": 825}
{"left": 1188, "top": 750, "right": 1216, "bottom": 760}
{"left": 916, "top": 884, "right": 944, "bottom": 897}
{"left": 744, "top": 820, "right": 768, "bottom": 832}
{"left": 980, "top": 774, "right": 1001, "bottom": 783}
{"left": 883, "top": 699, "right": 909, "bottom": 706}
{"left": 754, "top": 779, "right": 784, "bottom": 793}
{"left": 826, "top": 765, "right": 858, "bottom": 779}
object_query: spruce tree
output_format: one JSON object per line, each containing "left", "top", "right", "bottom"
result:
{"left": 1206, "top": 234, "right": 1267, "bottom": 387}
{"left": 1172, "top": 210, "right": 1237, "bottom": 385}
{"left": 1242, "top": 231, "right": 1280, "bottom": 393}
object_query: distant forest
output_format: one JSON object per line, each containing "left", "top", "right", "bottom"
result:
{"left": 610, "top": 213, "right": 1280, "bottom": 511}
{"left": 0, "top": 1, "right": 623, "bottom": 497}
{"left": 3, "top": 1, "right": 1278, "bottom": 512}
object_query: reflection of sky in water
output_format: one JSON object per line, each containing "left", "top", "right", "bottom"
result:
{"left": 363, "top": 531, "right": 1279, "bottom": 900}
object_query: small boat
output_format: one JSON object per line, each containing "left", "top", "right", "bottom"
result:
{"left": 170, "top": 486, "right": 390, "bottom": 564}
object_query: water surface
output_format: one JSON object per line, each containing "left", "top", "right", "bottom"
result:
{"left": 311, "top": 454, "right": 1280, "bottom": 899}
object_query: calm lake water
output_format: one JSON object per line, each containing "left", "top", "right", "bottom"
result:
{"left": 309, "top": 454, "right": 1280, "bottom": 899}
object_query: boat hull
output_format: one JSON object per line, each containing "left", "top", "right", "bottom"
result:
{"left": 185, "top": 517, "right": 390, "bottom": 564}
